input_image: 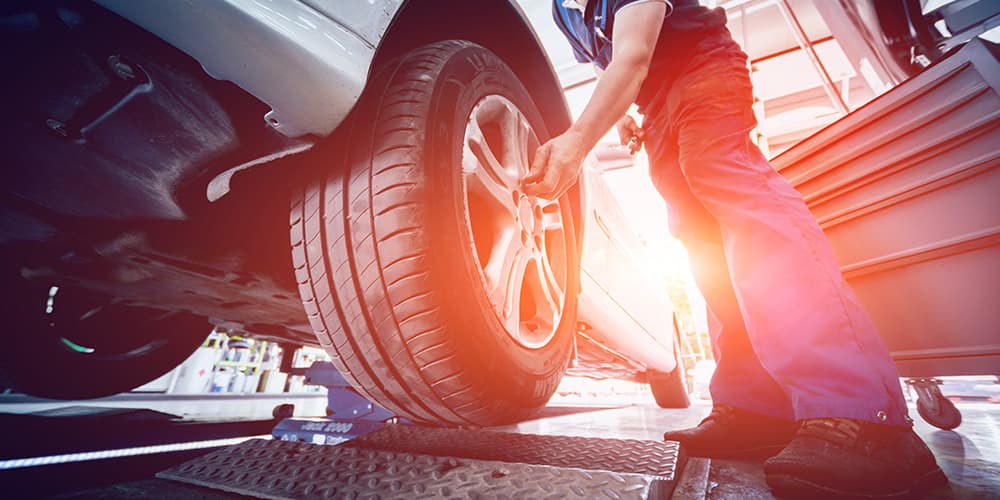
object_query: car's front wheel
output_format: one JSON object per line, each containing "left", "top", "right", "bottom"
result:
{"left": 290, "top": 41, "right": 578, "bottom": 426}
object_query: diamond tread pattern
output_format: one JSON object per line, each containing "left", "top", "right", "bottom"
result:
{"left": 346, "top": 425, "right": 683, "bottom": 480}
{"left": 158, "top": 438, "right": 673, "bottom": 499}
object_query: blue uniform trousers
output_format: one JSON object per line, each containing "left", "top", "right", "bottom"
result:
{"left": 641, "top": 32, "right": 910, "bottom": 426}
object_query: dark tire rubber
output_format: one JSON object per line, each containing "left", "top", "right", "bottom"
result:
{"left": 649, "top": 320, "right": 691, "bottom": 409}
{"left": 0, "top": 281, "right": 209, "bottom": 399}
{"left": 649, "top": 368, "right": 691, "bottom": 409}
{"left": 916, "top": 394, "right": 962, "bottom": 430}
{"left": 289, "top": 41, "right": 578, "bottom": 426}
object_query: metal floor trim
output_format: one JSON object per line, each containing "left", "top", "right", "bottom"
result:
{"left": 345, "top": 424, "right": 684, "bottom": 479}
{"left": 158, "top": 438, "right": 679, "bottom": 499}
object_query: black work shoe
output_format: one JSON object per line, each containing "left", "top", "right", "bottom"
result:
{"left": 764, "top": 418, "right": 948, "bottom": 499}
{"left": 662, "top": 405, "right": 797, "bottom": 458}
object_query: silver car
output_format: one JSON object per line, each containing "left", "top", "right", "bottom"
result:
{"left": 1, "top": 0, "right": 686, "bottom": 425}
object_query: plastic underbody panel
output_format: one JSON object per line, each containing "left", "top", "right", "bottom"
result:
{"left": 1, "top": 1, "right": 314, "bottom": 342}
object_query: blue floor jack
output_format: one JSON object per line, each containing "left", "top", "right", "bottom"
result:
{"left": 270, "top": 361, "right": 401, "bottom": 445}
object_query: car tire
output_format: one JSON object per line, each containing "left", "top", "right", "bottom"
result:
{"left": 0, "top": 281, "right": 209, "bottom": 399}
{"left": 916, "top": 392, "right": 962, "bottom": 430}
{"left": 649, "top": 368, "right": 691, "bottom": 409}
{"left": 290, "top": 41, "right": 578, "bottom": 426}
{"left": 649, "top": 319, "right": 691, "bottom": 408}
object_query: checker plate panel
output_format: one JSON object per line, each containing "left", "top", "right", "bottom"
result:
{"left": 347, "top": 425, "right": 683, "bottom": 479}
{"left": 157, "top": 438, "right": 671, "bottom": 499}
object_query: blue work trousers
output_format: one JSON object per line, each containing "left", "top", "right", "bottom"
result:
{"left": 641, "top": 33, "right": 910, "bottom": 426}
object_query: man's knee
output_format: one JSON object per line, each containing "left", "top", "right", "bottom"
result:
{"left": 668, "top": 203, "right": 722, "bottom": 244}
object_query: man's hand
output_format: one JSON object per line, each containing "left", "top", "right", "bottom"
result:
{"left": 616, "top": 115, "right": 645, "bottom": 154}
{"left": 521, "top": 130, "right": 588, "bottom": 200}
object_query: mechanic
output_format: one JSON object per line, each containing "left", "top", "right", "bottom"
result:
{"left": 522, "top": 0, "right": 947, "bottom": 497}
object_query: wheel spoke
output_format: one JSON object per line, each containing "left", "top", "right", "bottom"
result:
{"left": 537, "top": 199, "right": 564, "bottom": 233}
{"left": 532, "top": 252, "right": 564, "bottom": 322}
{"left": 464, "top": 118, "right": 517, "bottom": 216}
{"left": 511, "top": 110, "right": 538, "bottom": 177}
{"left": 483, "top": 229, "right": 531, "bottom": 334}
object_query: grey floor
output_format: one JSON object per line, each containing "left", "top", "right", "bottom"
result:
{"left": 3, "top": 396, "right": 996, "bottom": 498}
{"left": 495, "top": 400, "right": 1000, "bottom": 499}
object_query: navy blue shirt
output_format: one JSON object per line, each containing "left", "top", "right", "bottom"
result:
{"left": 553, "top": 0, "right": 673, "bottom": 69}
{"left": 552, "top": 0, "right": 728, "bottom": 110}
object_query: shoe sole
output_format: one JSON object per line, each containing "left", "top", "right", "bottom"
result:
{"left": 681, "top": 442, "right": 788, "bottom": 459}
{"left": 766, "top": 468, "right": 949, "bottom": 499}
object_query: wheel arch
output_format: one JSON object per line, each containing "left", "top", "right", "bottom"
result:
{"left": 376, "top": 1, "right": 572, "bottom": 141}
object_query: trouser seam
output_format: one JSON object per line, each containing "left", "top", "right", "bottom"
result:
{"left": 733, "top": 137, "right": 889, "bottom": 417}
{"left": 747, "top": 143, "right": 861, "bottom": 355}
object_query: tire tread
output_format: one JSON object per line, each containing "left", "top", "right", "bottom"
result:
{"left": 290, "top": 40, "right": 570, "bottom": 426}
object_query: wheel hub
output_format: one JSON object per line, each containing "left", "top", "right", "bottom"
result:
{"left": 516, "top": 195, "right": 537, "bottom": 236}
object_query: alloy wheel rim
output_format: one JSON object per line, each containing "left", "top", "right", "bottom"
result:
{"left": 461, "top": 95, "right": 567, "bottom": 349}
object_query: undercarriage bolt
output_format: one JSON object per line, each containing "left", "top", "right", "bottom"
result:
{"left": 46, "top": 119, "right": 68, "bottom": 136}
{"left": 107, "top": 55, "right": 135, "bottom": 80}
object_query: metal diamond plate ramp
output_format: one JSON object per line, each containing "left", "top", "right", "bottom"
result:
{"left": 158, "top": 438, "right": 674, "bottom": 499}
{"left": 347, "top": 425, "right": 684, "bottom": 480}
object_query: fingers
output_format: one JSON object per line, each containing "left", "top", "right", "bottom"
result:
{"left": 523, "top": 143, "right": 562, "bottom": 199}
{"left": 523, "top": 135, "right": 583, "bottom": 199}
{"left": 524, "top": 161, "right": 578, "bottom": 200}
{"left": 626, "top": 132, "right": 644, "bottom": 153}
{"left": 523, "top": 166, "right": 557, "bottom": 198}
{"left": 523, "top": 142, "right": 551, "bottom": 185}
{"left": 523, "top": 142, "right": 557, "bottom": 198}
{"left": 627, "top": 136, "right": 642, "bottom": 154}
{"left": 617, "top": 116, "right": 645, "bottom": 151}
{"left": 526, "top": 172, "right": 566, "bottom": 200}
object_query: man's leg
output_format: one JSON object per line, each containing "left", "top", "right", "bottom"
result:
{"left": 644, "top": 104, "right": 797, "bottom": 457}
{"left": 685, "top": 238, "right": 793, "bottom": 420}
{"left": 645, "top": 104, "right": 792, "bottom": 420}
{"left": 666, "top": 37, "right": 908, "bottom": 426}
{"left": 664, "top": 34, "right": 945, "bottom": 497}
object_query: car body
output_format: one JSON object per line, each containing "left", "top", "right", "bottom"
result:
{"left": 1, "top": 0, "right": 681, "bottom": 423}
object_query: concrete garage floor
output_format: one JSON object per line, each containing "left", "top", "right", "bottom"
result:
{"left": 495, "top": 400, "right": 1000, "bottom": 499}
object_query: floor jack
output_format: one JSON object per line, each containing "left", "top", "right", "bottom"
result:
{"left": 270, "top": 361, "right": 399, "bottom": 445}
{"left": 159, "top": 361, "right": 688, "bottom": 498}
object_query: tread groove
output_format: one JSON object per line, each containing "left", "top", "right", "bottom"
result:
{"left": 373, "top": 182, "right": 418, "bottom": 197}
{"left": 378, "top": 226, "right": 420, "bottom": 242}
{"left": 335, "top": 165, "right": 419, "bottom": 416}
{"left": 383, "top": 252, "right": 423, "bottom": 269}
{"left": 375, "top": 201, "right": 419, "bottom": 217}
{"left": 374, "top": 162, "right": 417, "bottom": 176}
{"left": 341, "top": 71, "right": 456, "bottom": 422}
{"left": 293, "top": 187, "right": 381, "bottom": 405}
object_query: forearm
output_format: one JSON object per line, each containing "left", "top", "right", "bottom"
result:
{"left": 569, "top": 59, "right": 648, "bottom": 148}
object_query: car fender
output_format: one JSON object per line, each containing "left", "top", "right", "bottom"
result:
{"left": 95, "top": 0, "right": 402, "bottom": 139}
{"left": 575, "top": 159, "right": 678, "bottom": 373}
